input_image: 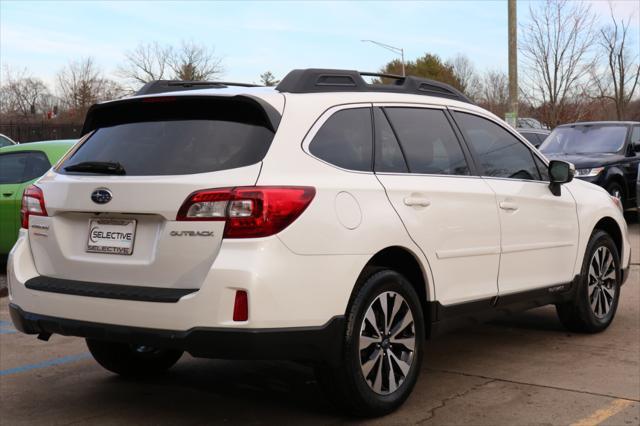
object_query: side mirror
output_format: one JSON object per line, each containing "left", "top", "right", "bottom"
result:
{"left": 548, "top": 160, "right": 574, "bottom": 196}
{"left": 634, "top": 143, "right": 640, "bottom": 153}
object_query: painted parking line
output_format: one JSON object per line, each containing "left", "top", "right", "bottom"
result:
{"left": 0, "top": 320, "right": 17, "bottom": 334}
{"left": 0, "top": 353, "right": 92, "bottom": 377}
{"left": 570, "top": 399, "right": 635, "bottom": 426}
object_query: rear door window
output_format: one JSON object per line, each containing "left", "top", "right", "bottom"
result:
{"left": 0, "top": 152, "right": 51, "bottom": 184}
{"left": 384, "top": 107, "right": 470, "bottom": 175}
{"left": 61, "top": 98, "right": 275, "bottom": 176}
{"left": 309, "top": 108, "right": 373, "bottom": 172}
{"left": 373, "top": 108, "right": 408, "bottom": 173}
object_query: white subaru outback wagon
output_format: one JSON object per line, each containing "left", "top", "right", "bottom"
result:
{"left": 8, "top": 69, "right": 631, "bottom": 416}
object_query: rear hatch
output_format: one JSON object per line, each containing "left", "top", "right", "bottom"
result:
{"left": 28, "top": 94, "right": 280, "bottom": 289}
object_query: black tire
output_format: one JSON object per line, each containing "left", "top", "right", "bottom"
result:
{"left": 606, "top": 182, "right": 625, "bottom": 207}
{"left": 86, "top": 339, "right": 183, "bottom": 377}
{"left": 556, "top": 230, "right": 621, "bottom": 333}
{"left": 315, "top": 269, "right": 425, "bottom": 417}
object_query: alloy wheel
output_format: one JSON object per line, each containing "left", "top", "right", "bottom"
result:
{"left": 588, "top": 246, "right": 617, "bottom": 319}
{"left": 358, "top": 291, "right": 416, "bottom": 395}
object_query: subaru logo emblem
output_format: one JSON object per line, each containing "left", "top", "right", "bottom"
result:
{"left": 91, "top": 188, "right": 112, "bottom": 204}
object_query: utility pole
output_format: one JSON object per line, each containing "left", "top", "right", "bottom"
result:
{"left": 507, "top": 0, "right": 518, "bottom": 127}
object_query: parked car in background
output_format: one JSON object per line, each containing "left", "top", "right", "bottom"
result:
{"left": 637, "top": 163, "right": 640, "bottom": 212}
{"left": 541, "top": 121, "right": 640, "bottom": 210}
{"left": 0, "top": 133, "right": 17, "bottom": 148}
{"left": 517, "top": 128, "right": 550, "bottom": 148}
{"left": 0, "top": 140, "right": 76, "bottom": 255}
{"left": 517, "top": 117, "right": 548, "bottom": 129}
{"left": 7, "top": 70, "right": 631, "bottom": 417}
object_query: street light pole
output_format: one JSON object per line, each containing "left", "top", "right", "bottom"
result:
{"left": 361, "top": 39, "right": 406, "bottom": 76}
{"left": 507, "top": 0, "right": 518, "bottom": 127}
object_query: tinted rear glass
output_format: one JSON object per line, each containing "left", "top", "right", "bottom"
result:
{"left": 0, "top": 151, "right": 51, "bottom": 184}
{"left": 309, "top": 108, "right": 373, "bottom": 172}
{"left": 385, "top": 107, "right": 469, "bottom": 175}
{"left": 61, "top": 98, "right": 275, "bottom": 176}
{"left": 374, "top": 108, "right": 408, "bottom": 173}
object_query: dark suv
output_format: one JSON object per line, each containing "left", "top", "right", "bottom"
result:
{"left": 540, "top": 121, "right": 640, "bottom": 209}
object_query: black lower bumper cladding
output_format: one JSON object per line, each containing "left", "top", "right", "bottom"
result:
{"left": 9, "top": 304, "right": 345, "bottom": 365}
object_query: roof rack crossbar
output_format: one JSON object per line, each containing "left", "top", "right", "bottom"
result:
{"left": 275, "top": 68, "right": 472, "bottom": 103}
{"left": 136, "top": 80, "right": 262, "bottom": 96}
{"left": 359, "top": 71, "right": 405, "bottom": 80}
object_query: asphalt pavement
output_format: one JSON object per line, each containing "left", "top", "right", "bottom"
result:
{"left": 0, "top": 223, "right": 638, "bottom": 425}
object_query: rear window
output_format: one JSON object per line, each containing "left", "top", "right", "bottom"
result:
{"left": 0, "top": 151, "right": 51, "bottom": 184}
{"left": 61, "top": 97, "right": 275, "bottom": 176}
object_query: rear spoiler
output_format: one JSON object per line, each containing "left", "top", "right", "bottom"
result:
{"left": 81, "top": 95, "right": 282, "bottom": 136}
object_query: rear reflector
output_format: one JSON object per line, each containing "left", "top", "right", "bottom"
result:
{"left": 233, "top": 290, "right": 249, "bottom": 321}
{"left": 21, "top": 185, "right": 48, "bottom": 228}
{"left": 176, "top": 186, "right": 315, "bottom": 238}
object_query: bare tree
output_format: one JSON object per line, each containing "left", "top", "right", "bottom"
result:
{"left": 118, "top": 42, "right": 171, "bottom": 87}
{"left": 0, "top": 67, "right": 51, "bottom": 117}
{"left": 479, "top": 70, "right": 509, "bottom": 117}
{"left": 593, "top": 3, "right": 640, "bottom": 120}
{"left": 447, "top": 54, "right": 482, "bottom": 101}
{"left": 259, "top": 71, "right": 279, "bottom": 86}
{"left": 520, "top": 0, "right": 597, "bottom": 126}
{"left": 57, "top": 57, "right": 124, "bottom": 116}
{"left": 168, "top": 40, "right": 223, "bottom": 81}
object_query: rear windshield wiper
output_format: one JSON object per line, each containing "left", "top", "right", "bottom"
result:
{"left": 64, "top": 161, "right": 126, "bottom": 175}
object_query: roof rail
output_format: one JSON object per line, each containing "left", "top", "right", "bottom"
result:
{"left": 136, "top": 80, "right": 262, "bottom": 96}
{"left": 275, "top": 68, "right": 472, "bottom": 103}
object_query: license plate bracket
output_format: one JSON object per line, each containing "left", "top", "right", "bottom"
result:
{"left": 87, "top": 218, "right": 137, "bottom": 255}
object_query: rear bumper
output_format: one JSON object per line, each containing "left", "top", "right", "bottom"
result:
{"left": 8, "top": 229, "right": 368, "bottom": 330}
{"left": 9, "top": 303, "right": 345, "bottom": 365}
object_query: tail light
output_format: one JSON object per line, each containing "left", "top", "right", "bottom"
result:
{"left": 176, "top": 186, "right": 316, "bottom": 238}
{"left": 21, "top": 185, "right": 48, "bottom": 228}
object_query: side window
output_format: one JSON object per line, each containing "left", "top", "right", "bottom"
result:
{"left": 23, "top": 152, "right": 52, "bottom": 181}
{"left": 384, "top": 107, "right": 469, "bottom": 175}
{"left": 309, "top": 108, "right": 372, "bottom": 172}
{"left": 454, "top": 112, "right": 541, "bottom": 181}
{"left": 0, "top": 152, "right": 51, "bottom": 184}
{"left": 0, "top": 153, "right": 26, "bottom": 184}
{"left": 631, "top": 126, "right": 640, "bottom": 146}
{"left": 533, "top": 155, "right": 549, "bottom": 181}
{"left": 0, "top": 135, "right": 14, "bottom": 148}
{"left": 373, "top": 108, "right": 408, "bottom": 173}
{"left": 521, "top": 132, "right": 539, "bottom": 145}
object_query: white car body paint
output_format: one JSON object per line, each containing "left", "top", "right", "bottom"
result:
{"left": 7, "top": 86, "right": 631, "bottom": 332}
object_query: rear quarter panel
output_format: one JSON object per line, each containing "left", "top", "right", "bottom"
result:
{"left": 257, "top": 95, "right": 436, "bottom": 300}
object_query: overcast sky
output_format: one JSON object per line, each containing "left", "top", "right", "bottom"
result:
{"left": 1, "top": 0, "right": 638, "bottom": 87}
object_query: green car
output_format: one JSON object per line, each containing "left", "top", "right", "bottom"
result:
{"left": 0, "top": 140, "right": 76, "bottom": 254}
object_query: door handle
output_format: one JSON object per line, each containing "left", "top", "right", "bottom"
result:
{"left": 403, "top": 197, "right": 431, "bottom": 207}
{"left": 499, "top": 201, "right": 519, "bottom": 211}
{"left": 2, "top": 192, "right": 14, "bottom": 197}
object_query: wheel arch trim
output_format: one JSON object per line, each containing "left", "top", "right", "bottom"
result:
{"left": 347, "top": 245, "right": 435, "bottom": 328}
